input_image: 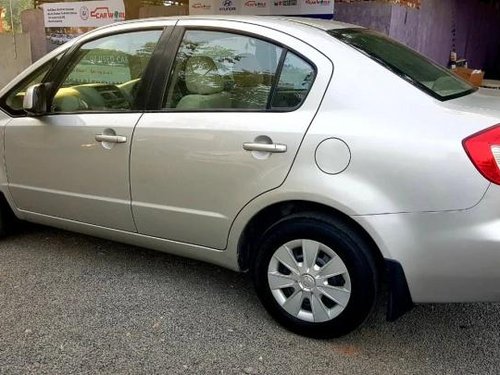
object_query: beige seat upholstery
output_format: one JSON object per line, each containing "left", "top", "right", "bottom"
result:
{"left": 231, "top": 54, "right": 271, "bottom": 109}
{"left": 176, "top": 56, "right": 230, "bottom": 110}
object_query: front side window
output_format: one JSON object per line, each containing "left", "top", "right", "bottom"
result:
{"left": 328, "top": 28, "right": 475, "bottom": 101}
{"left": 52, "top": 30, "right": 162, "bottom": 113}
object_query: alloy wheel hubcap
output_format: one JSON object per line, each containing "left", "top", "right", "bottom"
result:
{"left": 300, "top": 274, "right": 316, "bottom": 290}
{"left": 267, "top": 239, "right": 351, "bottom": 323}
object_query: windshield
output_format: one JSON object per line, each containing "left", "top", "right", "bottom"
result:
{"left": 328, "top": 28, "right": 475, "bottom": 101}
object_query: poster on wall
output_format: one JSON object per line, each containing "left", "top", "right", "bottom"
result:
{"left": 336, "top": 0, "right": 420, "bottom": 9}
{"left": 189, "top": 0, "right": 334, "bottom": 17}
{"left": 42, "top": 0, "right": 125, "bottom": 51}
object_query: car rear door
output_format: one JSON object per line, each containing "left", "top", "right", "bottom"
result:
{"left": 130, "top": 19, "right": 332, "bottom": 249}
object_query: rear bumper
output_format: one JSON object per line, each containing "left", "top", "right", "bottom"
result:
{"left": 357, "top": 183, "right": 500, "bottom": 303}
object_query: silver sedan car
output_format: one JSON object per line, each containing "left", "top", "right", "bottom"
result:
{"left": 1, "top": 16, "right": 499, "bottom": 338}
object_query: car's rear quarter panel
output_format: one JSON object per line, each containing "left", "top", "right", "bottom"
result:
{"left": 356, "top": 188, "right": 500, "bottom": 303}
{"left": 291, "top": 35, "right": 491, "bottom": 216}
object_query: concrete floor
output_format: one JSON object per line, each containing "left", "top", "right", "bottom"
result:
{"left": 1, "top": 225, "right": 499, "bottom": 374}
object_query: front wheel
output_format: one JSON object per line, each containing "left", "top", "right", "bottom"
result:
{"left": 252, "top": 215, "right": 379, "bottom": 338}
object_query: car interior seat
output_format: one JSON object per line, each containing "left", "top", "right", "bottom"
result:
{"left": 176, "top": 56, "right": 230, "bottom": 110}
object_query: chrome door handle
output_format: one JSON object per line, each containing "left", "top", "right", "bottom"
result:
{"left": 95, "top": 134, "right": 127, "bottom": 144}
{"left": 243, "top": 142, "right": 287, "bottom": 153}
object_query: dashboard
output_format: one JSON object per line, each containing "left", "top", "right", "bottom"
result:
{"left": 52, "top": 79, "right": 140, "bottom": 113}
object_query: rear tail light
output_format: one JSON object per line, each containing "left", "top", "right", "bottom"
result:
{"left": 463, "top": 124, "right": 500, "bottom": 185}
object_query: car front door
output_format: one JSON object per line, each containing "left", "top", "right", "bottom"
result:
{"left": 5, "top": 27, "right": 166, "bottom": 231}
{"left": 130, "top": 20, "right": 333, "bottom": 249}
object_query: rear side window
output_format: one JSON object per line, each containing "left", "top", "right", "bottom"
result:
{"left": 271, "top": 52, "right": 315, "bottom": 109}
{"left": 328, "top": 28, "right": 475, "bottom": 101}
{"left": 163, "top": 29, "right": 315, "bottom": 111}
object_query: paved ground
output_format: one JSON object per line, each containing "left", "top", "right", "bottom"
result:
{"left": 1, "top": 224, "right": 499, "bottom": 375}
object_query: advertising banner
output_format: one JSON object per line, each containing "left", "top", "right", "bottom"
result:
{"left": 43, "top": 0, "right": 125, "bottom": 28}
{"left": 189, "top": 0, "right": 334, "bottom": 17}
{"left": 42, "top": 0, "right": 125, "bottom": 52}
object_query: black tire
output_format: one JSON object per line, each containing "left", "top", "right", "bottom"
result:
{"left": 252, "top": 214, "right": 379, "bottom": 338}
{"left": 0, "top": 194, "right": 17, "bottom": 237}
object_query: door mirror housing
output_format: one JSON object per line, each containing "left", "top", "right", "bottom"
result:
{"left": 23, "top": 83, "right": 48, "bottom": 115}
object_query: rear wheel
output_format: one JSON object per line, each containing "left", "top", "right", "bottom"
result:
{"left": 252, "top": 215, "right": 378, "bottom": 338}
{"left": 0, "top": 195, "right": 18, "bottom": 237}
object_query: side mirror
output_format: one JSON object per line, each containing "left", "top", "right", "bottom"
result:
{"left": 23, "top": 83, "right": 48, "bottom": 116}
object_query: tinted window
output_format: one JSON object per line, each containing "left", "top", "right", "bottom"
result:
{"left": 271, "top": 52, "right": 315, "bottom": 109}
{"left": 328, "top": 28, "right": 475, "bottom": 101}
{"left": 164, "top": 30, "right": 283, "bottom": 110}
{"left": 52, "top": 30, "right": 162, "bottom": 113}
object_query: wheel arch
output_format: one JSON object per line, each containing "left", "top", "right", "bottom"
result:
{"left": 236, "top": 199, "right": 414, "bottom": 321}
{"left": 237, "top": 199, "right": 384, "bottom": 273}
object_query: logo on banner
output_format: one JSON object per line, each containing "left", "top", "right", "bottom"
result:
{"left": 305, "top": 0, "right": 330, "bottom": 5}
{"left": 219, "top": 0, "right": 237, "bottom": 11}
{"left": 88, "top": 6, "right": 124, "bottom": 21}
{"left": 79, "top": 6, "right": 89, "bottom": 20}
{"left": 192, "top": 2, "right": 211, "bottom": 9}
{"left": 245, "top": 0, "right": 267, "bottom": 7}
{"left": 273, "top": 0, "right": 297, "bottom": 7}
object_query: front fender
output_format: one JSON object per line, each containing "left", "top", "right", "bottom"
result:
{"left": 0, "top": 110, "right": 22, "bottom": 219}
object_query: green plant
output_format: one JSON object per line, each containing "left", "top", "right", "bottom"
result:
{"left": 0, "top": 0, "right": 33, "bottom": 33}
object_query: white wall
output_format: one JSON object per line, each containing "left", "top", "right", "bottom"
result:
{"left": 0, "top": 33, "right": 32, "bottom": 89}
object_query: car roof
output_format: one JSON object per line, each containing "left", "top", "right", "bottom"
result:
{"left": 105, "top": 15, "right": 360, "bottom": 32}
{"left": 267, "top": 16, "right": 361, "bottom": 31}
